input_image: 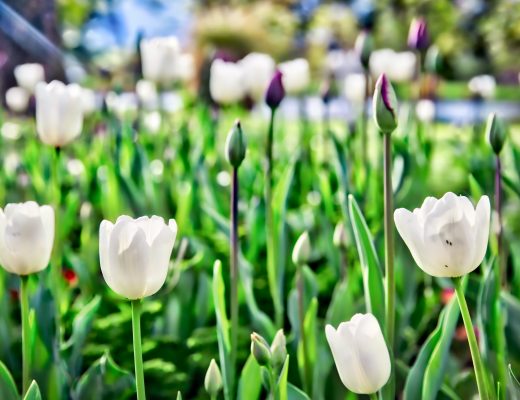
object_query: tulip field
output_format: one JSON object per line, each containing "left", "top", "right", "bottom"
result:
{"left": 1, "top": 1, "right": 520, "bottom": 400}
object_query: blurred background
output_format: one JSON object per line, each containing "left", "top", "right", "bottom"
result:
{"left": 1, "top": 0, "right": 519, "bottom": 107}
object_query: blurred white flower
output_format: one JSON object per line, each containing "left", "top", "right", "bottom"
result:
{"left": 14, "top": 63, "right": 45, "bottom": 93}
{"left": 140, "top": 36, "right": 181, "bottom": 84}
{"left": 105, "top": 92, "right": 138, "bottom": 120}
{"left": 209, "top": 59, "right": 245, "bottom": 105}
{"left": 468, "top": 75, "right": 496, "bottom": 99}
{"left": 36, "top": 81, "right": 84, "bottom": 147}
{"left": 142, "top": 111, "right": 162, "bottom": 134}
{"left": 394, "top": 192, "right": 490, "bottom": 278}
{"left": 344, "top": 73, "right": 367, "bottom": 106}
{"left": 99, "top": 216, "right": 177, "bottom": 299}
{"left": 0, "top": 201, "right": 54, "bottom": 275}
{"left": 1, "top": 122, "right": 22, "bottom": 140}
{"left": 5, "top": 87, "right": 30, "bottom": 113}
{"left": 173, "top": 53, "right": 195, "bottom": 83}
{"left": 279, "top": 58, "right": 310, "bottom": 95}
{"left": 4, "top": 152, "right": 20, "bottom": 175}
{"left": 136, "top": 80, "right": 159, "bottom": 110}
{"left": 239, "top": 52, "right": 275, "bottom": 100}
{"left": 292, "top": 231, "right": 311, "bottom": 265}
{"left": 150, "top": 159, "right": 164, "bottom": 178}
{"left": 326, "top": 313, "right": 391, "bottom": 394}
{"left": 216, "top": 171, "right": 231, "bottom": 187}
{"left": 415, "top": 99, "right": 436, "bottom": 123}
{"left": 67, "top": 158, "right": 85, "bottom": 177}
{"left": 369, "top": 49, "right": 416, "bottom": 82}
{"left": 80, "top": 88, "right": 98, "bottom": 115}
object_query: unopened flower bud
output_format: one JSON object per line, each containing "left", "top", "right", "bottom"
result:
{"left": 204, "top": 359, "right": 223, "bottom": 397}
{"left": 407, "top": 18, "right": 429, "bottom": 51}
{"left": 373, "top": 74, "right": 398, "bottom": 134}
{"left": 355, "top": 31, "right": 373, "bottom": 70}
{"left": 270, "top": 329, "right": 287, "bottom": 368}
{"left": 292, "top": 231, "right": 311, "bottom": 266}
{"left": 251, "top": 332, "right": 271, "bottom": 366}
{"left": 333, "top": 222, "right": 348, "bottom": 248}
{"left": 425, "top": 46, "right": 443, "bottom": 75}
{"left": 225, "top": 120, "right": 247, "bottom": 167}
{"left": 265, "top": 70, "right": 285, "bottom": 110}
{"left": 486, "top": 113, "right": 507, "bottom": 155}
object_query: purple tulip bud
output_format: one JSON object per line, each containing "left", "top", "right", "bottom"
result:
{"left": 407, "top": 18, "right": 429, "bottom": 51}
{"left": 265, "top": 70, "right": 285, "bottom": 110}
{"left": 373, "top": 74, "right": 398, "bottom": 133}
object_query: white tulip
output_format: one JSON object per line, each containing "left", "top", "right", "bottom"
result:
{"left": 0, "top": 202, "right": 54, "bottom": 275}
{"left": 140, "top": 36, "right": 181, "bottom": 84}
{"left": 5, "top": 87, "right": 30, "bottom": 113}
{"left": 279, "top": 58, "right": 310, "bottom": 95}
{"left": 344, "top": 73, "right": 367, "bottom": 106}
{"left": 468, "top": 75, "right": 496, "bottom": 99}
{"left": 415, "top": 99, "right": 436, "bottom": 123}
{"left": 14, "top": 63, "right": 45, "bottom": 93}
{"left": 209, "top": 59, "right": 245, "bottom": 105}
{"left": 369, "top": 49, "right": 416, "bottom": 83}
{"left": 172, "top": 53, "right": 195, "bottom": 83}
{"left": 239, "top": 52, "right": 275, "bottom": 100}
{"left": 394, "top": 192, "right": 490, "bottom": 278}
{"left": 80, "top": 88, "right": 98, "bottom": 115}
{"left": 326, "top": 313, "right": 391, "bottom": 394}
{"left": 136, "top": 80, "right": 159, "bottom": 110}
{"left": 142, "top": 111, "right": 162, "bottom": 134}
{"left": 105, "top": 92, "right": 138, "bottom": 119}
{"left": 35, "top": 81, "right": 84, "bottom": 147}
{"left": 99, "top": 216, "right": 177, "bottom": 299}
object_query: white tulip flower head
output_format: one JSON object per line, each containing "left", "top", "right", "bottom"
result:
{"left": 0, "top": 202, "right": 54, "bottom": 275}
{"left": 326, "top": 313, "right": 391, "bottom": 394}
{"left": 278, "top": 58, "right": 310, "bottom": 95}
{"left": 14, "top": 63, "right": 45, "bottom": 93}
{"left": 99, "top": 216, "right": 177, "bottom": 300}
{"left": 394, "top": 192, "right": 490, "bottom": 278}
{"left": 35, "top": 80, "right": 84, "bottom": 147}
{"left": 209, "top": 59, "right": 246, "bottom": 105}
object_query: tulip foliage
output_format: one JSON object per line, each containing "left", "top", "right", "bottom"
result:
{"left": 0, "top": 39, "right": 519, "bottom": 400}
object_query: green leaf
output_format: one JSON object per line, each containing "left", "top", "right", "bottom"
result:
{"left": 288, "top": 383, "right": 311, "bottom": 400}
{"left": 508, "top": 364, "right": 520, "bottom": 398}
{"left": 403, "top": 295, "right": 459, "bottom": 400}
{"left": 348, "top": 194, "right": 385, "bottom": 325}
{"left": 23, "top": 380, "right": 42, "bottom": 400}
{"left": 177, "top": 391, "right": 183, "bottom": 400}
{"left": 212, "top": 260, "right": 232, "bottom": 400}
{"left": 0, "top": 361, "right": 19, "bottom": 400}
{"left": 237, "top": 355, "right": 262, "bottom": 400}
{"left": 297, "top": 298, "right": 317, "bottom": 393}
{"left": 277, "top": 355, "right": 290, "bottom": 400}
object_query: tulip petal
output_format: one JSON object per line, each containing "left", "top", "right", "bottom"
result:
{"left": 394, "top": 208, "right": 429, "bottom": 273}
{"left": 469, "top": 195, "right": 490, "bottom": 273}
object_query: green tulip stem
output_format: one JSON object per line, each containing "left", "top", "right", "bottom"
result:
{"left": 453, "top": 277, "right": 489, "bottom": 399}
{"left": 230, "top": 165, "right": 239, "bottom": 396}
{"left": 131, "top": 300, "right": 146, "bottom": 400}
{"left": 20, "top": 275, "right": 31, "bottom": 395}
{"left": 51, "top": 146, "right": 63, "bottom": 340}
{"left": 265, "top": 107, "right": 283, "bottom": 328}
{"left": 383, "top": 132, "right": 395, "bottom": 348}
{"left": 370, "top": 393, "right": 378, "bottom": 400}
{"left": 296, "top": 262, "right": 311, "bottom": 394}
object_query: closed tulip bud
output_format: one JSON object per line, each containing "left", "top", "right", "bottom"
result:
{"left": 0, "top": 202, "right": 54, "bottom": 275}
{"left": 204, "top": 359, "right": 223, "bottom": 396}
{"left": 265, "top": 70, "right": 285, "bottom": 110}
{"left": 36, "top": 81, "right": 84, "bottom": 147}
{"left": 251, "top": 332, "right": 271, "bottom": 366}
{"left": 279, "top": 59, "right": 310, "bottom": 95}
{"left": 355, "top": 30, "right": 373, "bottom": 70}
{"left": 99, "top": 216, "right": 177, "bottom": 299}
{"left": 14, "top": 63, "right": 45, "bottom": 93}
{"left": 394, "top": 192, "right": 490, "bottom": 277}
{"left": 486, "top": 113, "right": 507, "bottom": 154}
{"left": 270, "top": 329, "right": 287, "bottom": 368}
{"left": 425, "top": 45, "right": 443, "bottom": 75}
{"left": 326, "top": 313, "right": 390, "bottom": 394}
{"left": 5, "top": 87, "right": 30, "bottom": 113}
{"left": 373, "top": 74, "right": 398, "bottom": 134}
{"left": 225, "top": 120, "right": 247, "bottom": 168}
{"left": 239, "top": 52, "right": 275, "bottom": 101}
{"left": 333, "top": 222, "right": 348, "bottom": 248}
{"left": 140, "top": 36, "right": 180, "bottom": 84}
{"left": 210, "top": 59, "right": 246, "bottom": 105}
{"left": 407, "top": 17, "right": 429, "bottom": 51}
{"left": 136, "top": 80, "right": 159, "bottom": 110}
{"left": 292, "top": 231, "right": 311, "bottom": 266}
